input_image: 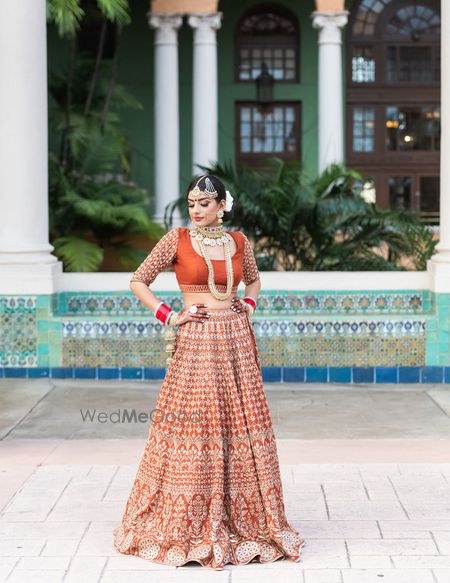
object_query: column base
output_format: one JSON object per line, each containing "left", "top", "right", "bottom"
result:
{"left": 428, "top": 254, "right": 450, "bottom": 292}
{"left": 0, "top": 245, "right": 59, "bottom": 264}
{"left": 0, "top": 261, "right": 63, "bottom": 294}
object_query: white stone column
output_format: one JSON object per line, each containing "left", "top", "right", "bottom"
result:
{"left": 312, "top": 11, "right": 349, "bottom": 173}
{"left": 428, "top": 0, "right": 450, "bottom": 291}
{"left": 0, "top": 0, "right": 58, "bottom": 276}
{"left": 149, "top": 14, "right": 183, "bottom": 226}
{"left": 187, "top": 13, "right": 222, "bottom": 174}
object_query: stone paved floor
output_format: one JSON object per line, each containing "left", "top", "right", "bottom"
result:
{"left": 1, "top": 379, "right": 450, "bottom": 582}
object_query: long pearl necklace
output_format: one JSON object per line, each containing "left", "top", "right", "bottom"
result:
{"left": 190, "top": 225, "right": 234, "bottom": 300}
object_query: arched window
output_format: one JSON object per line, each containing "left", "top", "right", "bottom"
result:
{"left": 346, "top": 0, "right": 441, "bottom": 224}
{"left": 350, "top": 0, "right": 440, "bottom": 85}
{"left": 235, "top": 3, "right": 299, "bottom": 82}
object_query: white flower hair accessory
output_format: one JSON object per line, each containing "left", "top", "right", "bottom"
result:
{"left": 224, "top": 189, "right": 234, "bottom": 212}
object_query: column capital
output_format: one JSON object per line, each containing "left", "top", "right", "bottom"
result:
{"left": 187, "top": 12, "right": 222, "bottom": 31}
{"left": 311, "top": 11, "right": 349, "bottom": 44}
{"left": 311, "top": 11, "right": 349, "bottom": 29}
{"left": 148, "top": 13, "right": 183, "bottom": 30}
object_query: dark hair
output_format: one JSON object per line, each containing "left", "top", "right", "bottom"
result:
{"left": 186, "top": 174, "right": 233, "bottom": 222}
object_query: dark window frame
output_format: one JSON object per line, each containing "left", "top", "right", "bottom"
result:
{"left": 347, "top": 0, "right": 440, "bottom": 89}
{"left": 347, "top": 101, "right": 440, "bottom": 165}
{"left": 346, "top": 0, "right": 441, "bottom": 218}
{"left": 235, "top": 101, "right": 301, "bottom": 167}
{"left": 234, "top": 3, "right": 300, "bottom": 84}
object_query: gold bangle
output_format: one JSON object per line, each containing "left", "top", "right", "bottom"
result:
{"left": 167, "top": 311, "right": 180, "bottom": 327}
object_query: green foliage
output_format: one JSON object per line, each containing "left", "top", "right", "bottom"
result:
{"left": 47, "top": 0, "right": 130, "bottom": 37}
{"left": 400, "top": 223, "right": 438, "bottom": 271}
{"left": 47, "top": 0, "right": 164, "bottom": 272}
{"left": 167, "top": 157, "right": 437, "bottom": 272}
{"left": 49, "top": 150, "right": 163, "bottom": 272}
{"left": 53, "top": 236, "right": 104, "bottom": 271}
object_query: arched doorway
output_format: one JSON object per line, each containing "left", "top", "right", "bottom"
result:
{"left": 346, "top": 0, "right": 441, "bottom": 224}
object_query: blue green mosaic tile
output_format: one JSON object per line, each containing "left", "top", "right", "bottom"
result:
{"left": 264, "top": 290, "right": 429, "bottom": 315}
{"left": 57, "top": 315, "right": 426, "bottom": 368}
{"left": 1, "top": 365, "right": 450, "bottom": 383}
{"left": 0, "top": 296, "right": 38, "bottom": 314}
{"left": 0, "top": 289, "right": 448, "bottom": 372}
{"left": 254, "top": 318, "right": 425, "bottom": 337}
{"left": 53, "top": 290, "right": 431, "bottom": 317}
{"left": 54, "top": 291, "right": 184, "bottom": 317}
{"left": 62, "top": 337, "right": 168, "bottom": 368}
{"left": 426, "top": 292, "right": 450, "bottom": 365}
{"left": 0, "top": 296, "right": 39, "bottom": 366}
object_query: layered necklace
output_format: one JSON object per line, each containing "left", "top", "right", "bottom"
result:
{"left": 189, "top": 225, "right": 234, "bottom": 300}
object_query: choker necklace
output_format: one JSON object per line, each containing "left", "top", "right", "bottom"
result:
{"left": 190, "top": 225, "right": 230, "bottom": 247}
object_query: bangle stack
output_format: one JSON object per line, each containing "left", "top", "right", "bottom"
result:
{"left": 154, "top": 302, "right": 180, "bottom": 366}
{"left": 243, "top": 296, "right": 257, "bottom": 317}
{"left": 154, "top": 302, "right": 172, "bottom": 325}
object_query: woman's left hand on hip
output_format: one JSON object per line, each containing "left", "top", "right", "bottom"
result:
{"left": 231, "top": 296, "right": 247, "bottom": 313}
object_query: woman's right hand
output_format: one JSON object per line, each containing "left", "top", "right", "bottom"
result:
{"left": 175, "top": 304, "right": 210, "bottom": 326}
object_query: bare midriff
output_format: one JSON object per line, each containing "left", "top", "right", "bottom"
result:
{"left": 182, "top": 292, "right": 238, "bottom": 311}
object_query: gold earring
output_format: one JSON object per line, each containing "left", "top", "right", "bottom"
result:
{"left": 217, "top": 209, "right": 224, "bottom": 224}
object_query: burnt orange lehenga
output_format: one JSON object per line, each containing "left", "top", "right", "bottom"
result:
{"left": 113, "top": 227, "right": 306, "bottom": 570}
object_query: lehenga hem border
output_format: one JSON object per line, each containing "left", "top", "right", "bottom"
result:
{"left": 113, "top": 526, "right": 306, "bottom": 571}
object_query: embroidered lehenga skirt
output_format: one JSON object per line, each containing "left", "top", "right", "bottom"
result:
{"left": 113, "top": 307, "right": 306, "bottom": 570}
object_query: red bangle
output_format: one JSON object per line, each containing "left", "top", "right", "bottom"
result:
{"left": 243, "top": 296, "right": 256, "bottom": 311}
{"left": 154, "top": 302, "right": 173, "bottom": 325}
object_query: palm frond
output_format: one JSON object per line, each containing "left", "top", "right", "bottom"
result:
{"left": 52, "top": 236, "right": 104, "bottom": 271}
{"left": 191, "top": 157, "right": 436, "bottom": 272}
{"left": 96, "top": 0, "right": 131, "bottom": 25}
{"left": 47, "top": 0, "right": 84, "bottom": 37}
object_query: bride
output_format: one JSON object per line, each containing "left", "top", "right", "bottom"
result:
{"left": 113, "top": 173, "right": 306, "bottom": 570}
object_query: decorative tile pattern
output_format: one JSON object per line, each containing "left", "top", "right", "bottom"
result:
{"left": 254, "top": 319, "right": 425, "bottom": 337}
{"left": 58, "top": 317, "right": 426, "bottom": 368}
{"left": 0, "top": 296, "right": 39, "bottom": 366}
{"left": 0, "top": 289, "right": 446, "bottom": 372}
{"left": 62, "top": 320, "right": 165, "bottom": 339}
{"left": 54, "top": 291, "right": 184, "bottom": 316}
{"left": 53, "top": 290, "right": 431, "bottom": 317}
{"left": 256, "top": 290, "right": 430, "bottom": 315}
{"left": 252, "top": 318, "right": 426, "bottom": 367}
{"left": 62, "top": 337, "right": 168, "bottom": 368}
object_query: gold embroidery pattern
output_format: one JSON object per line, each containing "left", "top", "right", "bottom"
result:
{"left": 113, "top": 308, "right": 306, "bottom": 569}
{"left": 179, "top": 283, "right": 238, "bottom": 293}
{"left": 241, "top": 233, "right": 260, "bottom": 286}
{"left": 130, "top": 228, "right": 179, "bottom": 286}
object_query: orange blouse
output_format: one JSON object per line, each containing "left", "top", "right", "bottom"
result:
{"left": 130, "top": 227, "right": 260, "bottom": 293}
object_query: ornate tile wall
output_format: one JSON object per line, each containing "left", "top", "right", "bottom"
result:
{"left": 0, "top": 288, "right": 446, "bottom": 375}
{"left": 1, "top": 296, "right": 40, "bottom": 366}
{"left": 426, "top": 292, "right": 450, "bottom": 365}
{"left": 54, "top": 290, "right": 430, "bottom": 317}
{"left": 53, "top": 292, "right": 184, "bottom": 317}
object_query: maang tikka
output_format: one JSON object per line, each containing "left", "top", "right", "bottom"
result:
{"left": 189, "top": 175, "right": 219, "bottom": 202}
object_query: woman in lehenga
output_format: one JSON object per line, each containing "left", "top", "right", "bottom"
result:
{"left": 113, "top": 174, "right": 306, "bottom": 570}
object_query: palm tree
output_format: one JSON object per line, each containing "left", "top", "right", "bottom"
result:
{"left": 166, "top": 157, "right": 437, "bottom": 271}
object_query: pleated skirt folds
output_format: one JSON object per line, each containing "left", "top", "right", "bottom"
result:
{"left": 113, "top": 307, "right": 306, "bottom": 570}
